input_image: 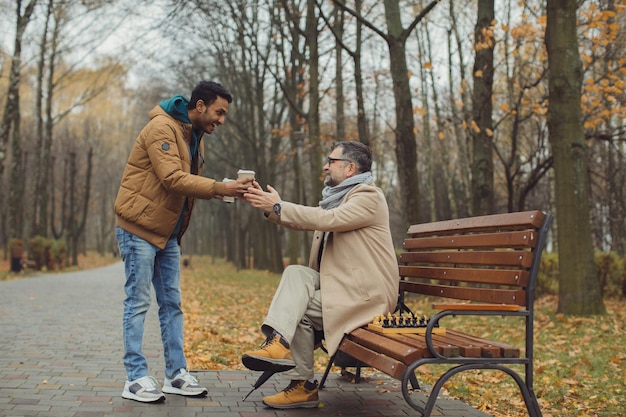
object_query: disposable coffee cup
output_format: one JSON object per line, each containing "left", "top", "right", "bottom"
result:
{"left": 222, "top": 178, "right": 235, "bottom": 203}
{"left": 237, "top": 169, "right": 255, "bottom": 180}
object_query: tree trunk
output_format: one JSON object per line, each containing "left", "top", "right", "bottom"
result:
{"left": 545, "top": 0, "right": 605, "bottom": 315}
{"left": 305, "top": 0, "right": 323, "bottom": 200}
{"left": 8, "top": 105, "right": 24, "bottom": 239}
{"left": 73, "top": 148, "right": 92, "bottom": 266}
{"left": 602, "top": 0, "right": 625, "bottom": 256}
{"left": 608, "top": 137, "right": 625, "bottom": 255}
{"left": 448, "top": 0, "right": 471, "bottom": 218}
{"left": 416, "top": 30, "right": 433, "bottom": 222}
{"left": 424, "top": 24, "right": 452, "bottom": 221}
{"left": 353, "top": 0, "right": 368, "bottom": 146}
{"left": 40, "top": 5, "right": 60, "bottom": 238}
{"left": 470, "top": 0, "right": 495, "bottom": 215}
{"left": 0, "top": 0, "right": 38, "bottom": 243}
{"left": 383, "top": 0, "right": 420, "bottom": 225}
{"left": 334, "top": 5, "right": 345, "bottom": 141}
{"left": 32, "top": 0, "right": 53, "bottom": 237}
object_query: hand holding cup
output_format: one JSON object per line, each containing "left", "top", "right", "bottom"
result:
{"left": 221, "top": 170, "right": 255, "bottom": 203}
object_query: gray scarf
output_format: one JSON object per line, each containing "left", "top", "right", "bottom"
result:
{"left": 319, "top": 172, "right": 374, "bottom": 210}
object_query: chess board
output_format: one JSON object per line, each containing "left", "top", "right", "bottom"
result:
{"left": 366, "top": 313, "right": 446, "bottom": 335}
{"left": 367, "top": 323, "right": 446, "bottom": 335}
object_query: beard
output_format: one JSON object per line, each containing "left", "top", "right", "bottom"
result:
{"left": 324, "top": 174, "right": 336, "bottom": 187}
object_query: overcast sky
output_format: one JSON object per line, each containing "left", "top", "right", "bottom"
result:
{"left": 0, "top": 1, "right": 176, "bottom": 88}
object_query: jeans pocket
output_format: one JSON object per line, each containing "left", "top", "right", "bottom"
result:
{"left": 115, "top": 227, "right": 127, "bottom": 262}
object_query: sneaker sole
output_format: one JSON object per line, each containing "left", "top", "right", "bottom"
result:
{"left": 162, "top": 386, "right": 208, "bottom": 397}
{"left": 262, "top": 399, "right": 319, "bottom": 409}
{"left": 122, "top": 391, "right": 166, "bottom": 403}
{"left": 242, "top": 354, "right": 296, "bottom": 372}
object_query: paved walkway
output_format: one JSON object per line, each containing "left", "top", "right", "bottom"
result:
{"left": 0, "top": 262, "right": 491, "bottom": 417}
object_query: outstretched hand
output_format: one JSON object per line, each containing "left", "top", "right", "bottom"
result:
{"left": 222, "top": 177, "right": 255, "bottom": 197}
{"left": 243, "top": 181, "right": 282, "bottom": 212}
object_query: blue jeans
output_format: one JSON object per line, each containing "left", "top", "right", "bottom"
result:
{"left": 116, "top": 227, "right": 186, "bottom": 381}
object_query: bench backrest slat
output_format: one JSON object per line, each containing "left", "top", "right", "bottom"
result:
{"left": 401, "top": 281, "right": 527, "bottom": 305}
{"left": 399, "top": 251, "right": 535, "bottom": 268}
{"left": 403, "top": 230, "right": 538, "bottom": 250}
{"left": 406, "top": 211, "right": 546, "bottom": 235}
{"left": 399, "top": 265, "right": 529, "bottom": 286}
{"left": 399, "top": 210, "right": 551, "bottom": 309}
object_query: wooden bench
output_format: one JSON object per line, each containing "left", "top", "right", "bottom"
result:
{"left": 319, "top": 210, "right": 552, "bottom": 417}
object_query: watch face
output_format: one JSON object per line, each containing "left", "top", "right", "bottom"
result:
{"left": 273, "top": 202, "right": 281, "bottom": 215}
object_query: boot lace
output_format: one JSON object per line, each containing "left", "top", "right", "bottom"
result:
{"left": 282, "top": 380, "right": 303, "bottom": 394}
{"left": 260, "top": 334, "right": 279, "bottom": 348}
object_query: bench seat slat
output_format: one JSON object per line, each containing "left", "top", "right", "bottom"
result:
{"left": 431, "top": 332, "right": 501, "bottom": 358}
{"left": 406, "top": 210, "right": 546, "bottom": 236}
{"left": 431, "top": 303, "right": 523, "bottom": 311}
{"left": 348, "top": 328, "right": 423, "bottom": 363}
{"left": 339, "top": 329, "right": 519, "bottom": 365}
{"left": 403, "top": 230, "right": 537, "bottom": 250}
{"left": 383, "top": 333, "right": 460, "bottom": 358}
{"left": 400, "top": 281, "right": 526, "bottom": 305}
{"left": 399, "top": 250, "right": 534, "bottom": 267}
{"left": 399, "top": 265, "right": 529, "bottom": 286}
{"left": 445, "top": 330, "right": 520, "bottom": 358}
{"left": 338, "top": 338, "right": 407, "bottom": 380}
{"left": 428, "top": 333, "right": 483, "bottom": 357}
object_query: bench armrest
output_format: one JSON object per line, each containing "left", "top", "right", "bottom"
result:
{"left": 423, "top": 305, "right": 527, "bottom": 360}
{"left": 432, "top": 303, "right": 522, "bottom": 311}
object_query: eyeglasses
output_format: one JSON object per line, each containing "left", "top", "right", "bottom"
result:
{"left": 326, "top": 157, "right": 352, "bottom": 165}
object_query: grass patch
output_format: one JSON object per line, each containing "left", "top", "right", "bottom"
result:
{"left": 181, "top": 256, "right": 626, "bottom": 417}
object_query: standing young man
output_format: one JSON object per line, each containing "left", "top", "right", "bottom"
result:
{"left": 114, "top": 81, "right": 251, "bottom": 403}
{"left": 241, "top": 141, "right": 399, "bottom": 409}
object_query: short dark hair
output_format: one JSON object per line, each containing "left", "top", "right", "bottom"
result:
{"left": 188, "top": 81, "right": 233, "bottom": 109}
{"left": 331, "top": 141, "right": 372, "bottom": 173}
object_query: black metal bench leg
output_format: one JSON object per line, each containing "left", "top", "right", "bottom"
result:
{"left": 404, "top": 363, "right": 543, "bottom": 417}
{"left": 319, "top": 354, "right": 336, "bottom": 390}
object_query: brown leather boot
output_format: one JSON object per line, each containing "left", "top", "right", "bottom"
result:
{"left": 262, "top": 380, "right": 319, "bottom": 409}
{"left": 242, "top": 334, "right": 295, "bottom": 371}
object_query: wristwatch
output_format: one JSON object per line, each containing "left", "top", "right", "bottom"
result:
{"left": 273, "top": 201, "right": 282, "bottom": 216}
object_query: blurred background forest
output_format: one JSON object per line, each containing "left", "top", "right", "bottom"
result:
{"left": 1, "top": 0, "right": 625, "bottom": 312}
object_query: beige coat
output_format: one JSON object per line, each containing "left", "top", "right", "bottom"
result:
{"left": 271, "top": 182, "right": 399, "bottom": 355}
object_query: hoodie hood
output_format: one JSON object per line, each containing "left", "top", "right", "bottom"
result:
{"left": 159, "top": 95, "right": 191, "bottom": 124}
{"left": 158, "top": 94, "right": 202, "bottom": 157}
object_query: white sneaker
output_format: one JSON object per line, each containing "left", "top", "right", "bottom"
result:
{"left": 163, "top": 369, "right": 208, "bottom": 397}
{"left": 122, "top": 376, "right": 165, "bottom": 403}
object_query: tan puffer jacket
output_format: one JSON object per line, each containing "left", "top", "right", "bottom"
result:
{"left": 115, "top": 105, "right": 227, "bottom": 249}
